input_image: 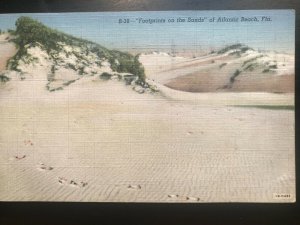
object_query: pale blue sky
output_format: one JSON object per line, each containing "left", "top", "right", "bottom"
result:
{"left": 0, "top": 10, "right": 295, "bottom": 53}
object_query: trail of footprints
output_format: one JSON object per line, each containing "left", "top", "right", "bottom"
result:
{"left": 12, "top": 155, "right": 201, "bottom": 201}
{"left": 10, "top": 151, "right": 142, "bottom": 192}
{"left": 126, "top": 185, "right": 201, "bottom": 202}
{"left": 10, "top": 143, "right": 200, "bottom": 201}
{"left": 36, "top": 163, "right": 88, "bottom": 188}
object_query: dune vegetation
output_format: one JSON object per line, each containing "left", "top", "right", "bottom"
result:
{"left": 7, "top": 16, "right": 146, "bottom": 85}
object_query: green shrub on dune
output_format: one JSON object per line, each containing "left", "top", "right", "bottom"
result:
{"left": 0, "top": 74, "right": 10, "bottom": 83}
{"left": 217, "top": 43, "right": 253, "bottom": 55}
{"left": 230, "top": 69, "right": 241, "bottom": 83}
{"left": 7, "top": 16, "right": 146, "bottom": 85}
{"left": 108, "top": 52, "right": 146, "bottom": 84}
{"left": 99, "top": 72, "right": 112, "bottom": 80}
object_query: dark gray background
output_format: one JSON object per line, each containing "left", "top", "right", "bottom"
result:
{"left": 0, "top": 0, "right": 299, "bottom": 225}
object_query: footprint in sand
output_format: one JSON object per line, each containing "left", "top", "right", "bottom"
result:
{"left": 13, "top": 155, "right": 26, "bottom": 160}
{"left": 168, "top": 194, "right": 179, "bottom": 199}
{"left": 80, "top": 181, "right": 88, "bottom": 187}
{"left": 9, "top": 155, "right": 26, "bottom": 161}
{"left": 127, "top": 184, "right": 142, "bottom": 190}
{"left": 187, "top": 131, "right": 193, "bottom": 135}
{"left": 58, "top": 177, "right": 68, "bottom": 185}
{"left": 24, "top": 140, "right": 34, "bottom": 146}
{"left": 185, "top": 196, "right": 201, "bottom": 202}
{"left": 168, "top": 194, "right": 186, "bottom": 201}
{"left": 58, "top": 177, "right": 88, "bottom": 188}
{"left": 37, "top": 163, "right": 54, "bottom": 171}
{"left": 70, "top": 180, "right": 79, "bottom": 188}
{"left": 187, "top": 131, "right": 204, "bottom": 136}
{"left": 168, "top": 194, "right": 200, "bottom": 202}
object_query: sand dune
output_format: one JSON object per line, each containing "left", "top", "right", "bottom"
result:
{"left": 0, "top": 27, "right": 294, "bottom": 202}
{"left": 139, "top": 50, "right": 294, "bottom": 93}
{"left": 165, "top": 71, "right": 294, "bottom": 93}
{"left": 0, "top": 74, "right": 295, "bottom": 202}
{"left": 0, "top": 34, "right": 17, "bottom": 71}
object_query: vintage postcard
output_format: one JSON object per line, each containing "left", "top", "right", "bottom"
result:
{"left": 0, "top": 10, "right": 295, "bottom": 202}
